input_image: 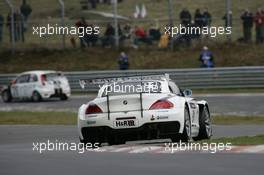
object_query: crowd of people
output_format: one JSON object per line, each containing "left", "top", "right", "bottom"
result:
{"left": 240, "top": 9, "right": 264, "bottom": 44}
{"left": 1, "top": 1, "right": 264, "bottom": 70}
{"left": 73, "top": 18, "right": 161, "bottom": 49}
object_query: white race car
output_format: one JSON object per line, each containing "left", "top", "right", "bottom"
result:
{"left": 1, "top": 70, "right": 71, "bottom": 102}
{"left": 78, "top": 74, "right": 212, "bottom": 145}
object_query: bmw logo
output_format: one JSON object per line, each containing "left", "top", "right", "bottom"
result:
{"left": 123, "top": 100, "right": 128, "bottom": 105}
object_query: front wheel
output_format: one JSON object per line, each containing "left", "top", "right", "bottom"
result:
{"left": 32, "top": 91, "right": 42, "bottom": 102}
{"left": 60, "top": 94, "right": 68, "bottom": 101}
{"left": 193, "top": 106, "right": 212, "bottom": 141}
{"left": 1, "top": 90, "right": 12, "bottom": 102}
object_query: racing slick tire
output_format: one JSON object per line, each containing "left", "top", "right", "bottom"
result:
{"left": 193, "top": 106, "right": 212, "bottom": 141}
{"left": 171, "top": 106, "right": 191, "bottom": 142}
{"left": 1, "top": 90, "right": 12, "bottom": 103}
{"left": 107, "top": 136, "right": 126, "bottom": 146}
{"left": 32, "top": 91, "right": 42, "bottom": 102}
{"left": 60, "top": 94, "right": 68, "bottom": 101}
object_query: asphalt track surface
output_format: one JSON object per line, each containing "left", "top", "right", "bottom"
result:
{"left": 0, "top": 94, "right": 264, "bottom": 175}
{"left": 1, "top": 125, "right": 264, "bottom": 175}
{"left": 0, "top": 93, "right": 264, "bottom": 116}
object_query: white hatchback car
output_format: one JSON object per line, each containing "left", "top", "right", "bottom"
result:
{"left": 1, "top": 70, "right": 71, "bottom": 102}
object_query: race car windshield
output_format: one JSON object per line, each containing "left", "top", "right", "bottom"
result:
{"left": 103, "top": 81, "right": 162, "bottom": 96}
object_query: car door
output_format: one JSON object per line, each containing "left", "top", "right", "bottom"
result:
{"left": 10, "top": 77, "right": 20, "bottom": 98}
{"left": 26, "top": 74, "right": 38, "bottom": 98}
{"left": 12, "top": 74, "right": 30, "bottom": 98}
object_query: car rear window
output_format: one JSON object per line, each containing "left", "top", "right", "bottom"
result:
{"left": 103, "top": 81, "right": 162, "bottom": 96}
{"left": 44, "top": 73, "right": 63, "bottom": 80}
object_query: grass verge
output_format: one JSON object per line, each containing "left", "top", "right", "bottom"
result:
{"left": 201, "top": 135, "right": 264, "bottom": 145}
{"left": 212, "top": 116, "right": 264, "bottom": 125}
{"left": 1, "top": 43, "right": 264, "bottom": 73}
{"left": 0, "top": 111, "right": 76, "bottom": 125}
{"left": 192, "top": 88, "right": 264, "bottom": 94}
{"left": 0, "top": 111, "right": 264, "bottom": 125}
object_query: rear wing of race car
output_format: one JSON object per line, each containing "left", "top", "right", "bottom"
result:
{"left": 79, "top": 73, "right": 171, "bottom": 89}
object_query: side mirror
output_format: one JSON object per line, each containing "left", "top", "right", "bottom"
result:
{"left": 183, "top": 89, "right": 192, "bottom": 97}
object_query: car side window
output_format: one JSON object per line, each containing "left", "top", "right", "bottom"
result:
{"left": 168, "top": 81, "right": 181, "bottom": 95}
{"left": 16, "top": 75, "right": 30, "bottom": 84}
{"left": 168, "top": 85, "right": 174, "bottom": 93}
{"left": 29, "top": 74, "right": 38, "bottom": 82}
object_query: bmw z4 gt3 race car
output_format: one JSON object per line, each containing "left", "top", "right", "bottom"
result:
{"left": 78, "top": 74, "right": 212, "bottom": 145}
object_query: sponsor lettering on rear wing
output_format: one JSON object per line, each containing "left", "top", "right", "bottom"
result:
{"left": 79, "top": 74, "right": 170, "bottom": 89}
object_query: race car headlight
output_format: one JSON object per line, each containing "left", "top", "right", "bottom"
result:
{"left": 149, "top": 99, "right": 174, "bottom": 110}
{"left": 86, "top": 103, "right": 103, "bottom": 114}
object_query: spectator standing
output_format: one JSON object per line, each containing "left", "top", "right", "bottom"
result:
{"left": 199, "top": 46, "right": 214, "bottom": 68}
{"left": 148, "top": 24, "right": 161, "bottom": 41}
{"left": 102, "top": 23, "right": 115, "bottom": 47}
{"left": 241, "top": 9, "right": 254, "bottom": 42}
{"left": 0, "top": 14, "right": 3, "bottom": 43}
{"left": 123, "top": 23, "right": 132, "bottom": 39}
{"left": 179, "top": 8, "right": 192, "bottom": 26}
{"left": 203, "top": 8, "right": 212, "bottom": 27}
{"left": 118, "top": 52, "right": 129, "bottom": 70}
{"left": 194, "top": 9, "right": 204, "bottom": 28}
{"left": 20, "top": 0, "right": 32, "bottom": 30}
{"left": 133, "top": 26, "right": 152, "bottom": 48}
{"left": 254, "top": 9, "right": 264, "bottom": 44}
{"left": 158, "top": 33, "right": 169, "bottom": 49}
{"left": 86, "top": 24, "right": 98, "bottom": 47}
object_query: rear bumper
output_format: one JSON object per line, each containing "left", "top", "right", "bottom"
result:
{"left": 78, "top": 104, "right": 185, "bottom": 140}
{"left": 81, "top": 121, "right": 180, "bottom": 142}
{"left": 39, "top": 88, "right": 71, "bottom": 99}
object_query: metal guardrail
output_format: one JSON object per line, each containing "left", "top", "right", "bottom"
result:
{"left": 0, "top": 67, "right": 264, "bottom": 92}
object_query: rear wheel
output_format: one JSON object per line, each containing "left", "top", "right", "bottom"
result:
{"left": 108, "top": 136, "right": 126, "bottom": 146}
{"left": 179, "top": 106, "right": 192, "bottom": 142}
{"left": 193, "top": 106, "right": 212, "bottom": 141}
{"left": 2, "top": 90, "right": 12, "bottom": 102}
{"left": 60, "top": 94, "right": 68, "bottom": 101}
{"left": 171, "top": 106, "right": 191, "bottom": 142}
{"left": 32, "top": 91, "right": 42, "bottom": 102}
